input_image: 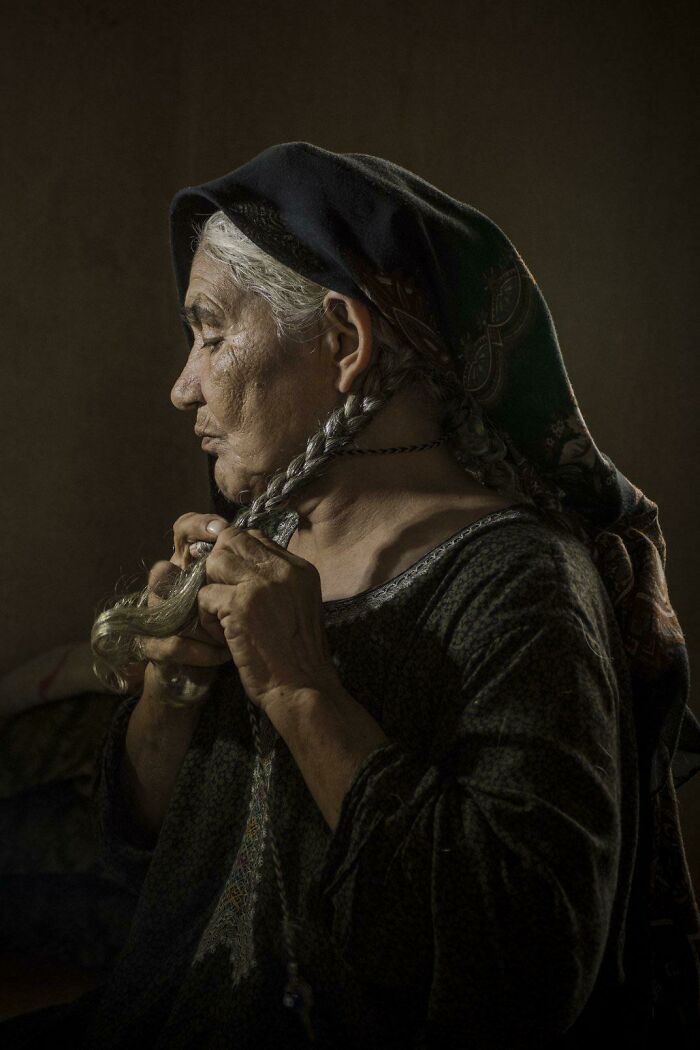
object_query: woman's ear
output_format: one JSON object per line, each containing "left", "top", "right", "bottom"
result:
{"left": 322, "top": 293, "right": 375, "bottom": 395}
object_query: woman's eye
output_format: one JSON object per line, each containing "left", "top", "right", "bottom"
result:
{"left": 202, "top": 337, "right": 223, "bottom": 350}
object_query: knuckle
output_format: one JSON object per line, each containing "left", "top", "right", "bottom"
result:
{"left": 173, "top": 512, "right": 199, "bottom": 531}
{"left": 164, "top": 636, "right": 184, "bottom": 659}
{"left": 172, "top": 514, "right": 203, "bottom": 545}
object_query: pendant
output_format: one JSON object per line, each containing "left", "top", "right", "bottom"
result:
{"left": 283, "top": 965, "right": 315, "bottom": 1042}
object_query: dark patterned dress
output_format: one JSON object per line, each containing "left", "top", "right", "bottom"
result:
{"left": 0, "top": 505, "right": 648, "bottom": 1049}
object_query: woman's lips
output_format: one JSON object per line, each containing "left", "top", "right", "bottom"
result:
{"left": 201, "top": 436, "right": 224, "bottom": 451}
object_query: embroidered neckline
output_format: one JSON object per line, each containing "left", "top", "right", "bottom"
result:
{"left": 274, "top": 504, "right": 540, "bottom": 618}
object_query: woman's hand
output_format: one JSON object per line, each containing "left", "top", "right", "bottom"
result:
{"left": 195, "top": 525, "right": 342, "bottom": 716}
{"left": 134, "top": 513, "right": 233, "bottom": 674}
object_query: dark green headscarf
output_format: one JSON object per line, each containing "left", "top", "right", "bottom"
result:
{"left": 170, "top": 142, "right": 700, "bottom": 1028}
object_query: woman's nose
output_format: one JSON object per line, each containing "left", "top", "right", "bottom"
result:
{"left": 171, "top": 358, "right": 202, "bottom": 410}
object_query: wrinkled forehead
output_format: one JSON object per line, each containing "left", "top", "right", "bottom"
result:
{"left": 184, "top": 248, "right": 251, "bottom": 319}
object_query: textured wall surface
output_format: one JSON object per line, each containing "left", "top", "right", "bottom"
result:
{"left": 2, "top": 0, "right": 698, "bottom": 880}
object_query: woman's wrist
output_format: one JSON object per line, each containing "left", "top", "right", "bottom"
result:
{"left": 141, "top": 661, "right": 213, "bottom": 716}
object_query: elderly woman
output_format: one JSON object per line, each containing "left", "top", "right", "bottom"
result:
{"left": 3, "top": 142, "right": 699, "bottom": 1049}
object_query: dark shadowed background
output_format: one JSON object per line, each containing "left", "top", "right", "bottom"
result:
{"left": 2, "top": 0, "right": 698, "bottom": 885}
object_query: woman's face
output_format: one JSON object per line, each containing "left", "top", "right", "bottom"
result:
{"left": 171, "top": 247, "right": 338, "bottom": 505}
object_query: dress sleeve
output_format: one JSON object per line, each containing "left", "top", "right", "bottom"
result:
{"left": 91, "top": 694, "right": 154, "bottom": 896}
{"left": 314, "top": 541, "right": 625, "bottom": 1048}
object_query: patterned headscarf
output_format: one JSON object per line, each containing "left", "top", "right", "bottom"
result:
{"left": 170, "top": 142, "right": 700, "bottom": 1029}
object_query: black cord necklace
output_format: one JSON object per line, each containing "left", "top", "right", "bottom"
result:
{"left": 329, "top": 433, "right": 450, "bottom": 456}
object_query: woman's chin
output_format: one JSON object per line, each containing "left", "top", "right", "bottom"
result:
{"left": 213, "top": 458, "right": 255, "bottom": 506}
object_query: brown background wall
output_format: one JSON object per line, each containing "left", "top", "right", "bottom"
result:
{"left": 2, "top": 0, "right": 698, "bottom": 881}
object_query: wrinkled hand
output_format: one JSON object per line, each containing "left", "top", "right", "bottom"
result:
{"left": 134, "top": 513, "right": 234, "bottom": 677}
{"left": 195, "top": 525, "right": 341, "bottom": 715}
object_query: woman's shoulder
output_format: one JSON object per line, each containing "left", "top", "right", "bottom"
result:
{"left": 439, "top": 505, "right": 616, "bottom": 643}
{"left": 448, "top": 502, "right": 593, "bottom": 570}
{"left": 434, "top": 507, "right": 634, "bottom": 738}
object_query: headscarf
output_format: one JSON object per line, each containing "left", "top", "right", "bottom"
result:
{"left": 170, "top": 142, "right": 700, "bottom": 1031}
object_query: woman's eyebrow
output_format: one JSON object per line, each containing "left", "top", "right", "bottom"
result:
{"left": 179, "top": 300, "right": 224, "bottom": 326}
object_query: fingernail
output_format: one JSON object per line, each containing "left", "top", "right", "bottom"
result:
{"left": 206, "top": 520, "right": 226, "bottom": 534}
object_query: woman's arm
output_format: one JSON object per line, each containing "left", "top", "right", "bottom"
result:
{"left": 93, "top": 665, "right": 212, "bottom": 894}
{"left": 300, "top": 542, "right": 630, "bottom": 1048}
{"left": 117, "top": 662, "right": 208, "bottom": 847}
